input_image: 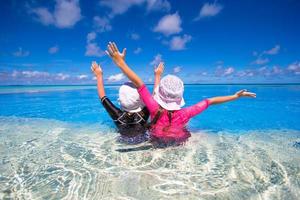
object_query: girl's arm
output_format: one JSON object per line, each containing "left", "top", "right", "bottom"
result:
{"left": 106, "top": 42, "right": 143, "bottom": 88}
{"left": 208, "top": 89, "right": 256, "bottom": 105}
{"left": 153, "top": 62, "right": 164, "bottom": 94}
{"left": 91, "top": 61, "right": 105, "bottom": 98}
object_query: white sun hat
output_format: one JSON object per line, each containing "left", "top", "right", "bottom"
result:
{"left": 119, "top": 82, "right": 144, "bottom": 113}
{"left": 153, "top": 75, "right": 185, "bottom": 110}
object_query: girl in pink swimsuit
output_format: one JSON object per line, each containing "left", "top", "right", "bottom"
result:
{"left": 105, "top": 42, "right": 256, "bottom": 144}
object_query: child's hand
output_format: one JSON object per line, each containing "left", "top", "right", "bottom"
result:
{"left": 91, "top": 61, "right": 103, "bottom": 77}
{"left": 235, "top": 89, "right": 256, "bottom": 98}
{"left": 154, "top": 62, "right": 164, "bottom": 76}
{"left": 106, "top": 42, "right": 127, "bottom": 67}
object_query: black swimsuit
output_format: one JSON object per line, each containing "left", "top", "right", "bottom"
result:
{"left": 101, "top": 96, "right": 150, "bottom": 137}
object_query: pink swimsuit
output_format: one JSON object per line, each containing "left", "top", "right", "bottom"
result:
{"left": 138, "top": 85, "right": 210, "bottom": 140}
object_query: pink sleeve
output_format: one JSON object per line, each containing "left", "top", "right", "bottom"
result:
{"left": 138, "top": 85, "right": 159, "bottom": 115}
{"left": 183, "top": 99, "right": 210, "bottom": 118}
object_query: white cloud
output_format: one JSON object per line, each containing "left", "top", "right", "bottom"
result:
{"left": 195, "top": 3, "right": 223, "bottom": 20}
{"left": 153, "top": 13, "right": 182, "bottom": 36}
{"left": 271, "top": 66, "right": 283, "bottom": 75}
{"left": 85, "top": 32, "right": 105, "bottom": 57}
{"left": 150, "top": 54, "right": 162, "bottom": 66}
{"left": 146, "top": 0, "right": 171, "bottom": 12}
{"left": 263, "top": 45, "right": 280, "bottom": 55}
{"left": 287, "top": 62, "right": 300, "bottom": 75}
{"left": 99, "top": 0, "right": 170, "bottom": 17}
{"left": 22, "top": 71, "right": 50, "bottom": 78}
{"left": 223, "top": 67, "right": 234, "bottom": 75}
{"left": 100, "top": 0, "right": 144, "bottom": 17}
{"left": 215, "top": 66, "right": 235, "bottom": 76}
{"left": 173, "top": 66, "right": 181, "bottom": 73}
{"left": 107, "top": 73, "right": 125, "bottom": 82}
{"left": 13, "top": 47, "right": 30, "bottom": 57}
{"left": 87, "top": 32, "right": 97, "bottom": 43}
{"left": 169, "top": 34, "right": 192, "bottom": 50}
{"left": 48, "top": 45, "right": 59, "bottom": 54}
{"left": 30, "top": 8, "right": 54, "bottom": 25}
{"left": 85, "top": 43, "right": 104, "bottom": 57}
{"left": 77, "top": 74, "right": 88, "bottom": 80}
{"left": 133, "top": 47, "right": 142, "bottom": 54}
{"left": 236, "top": 70, "right": 255, "bottom": 77}
{"left": 30, "top": 0, "right": 82, "bottom": 28}
{"left": 253, "top": 57, "right": 269, "bottom": 65}
{"left": 93, "top": 16, "right": 112, "bottom": 32}
{"left": 130, "top": 33, "right": 140, "bottom": 40}
{"left": 56, "top": 73, "right": 70, "bottom": 80}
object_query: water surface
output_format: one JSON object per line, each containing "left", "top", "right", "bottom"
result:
{"left": 0, "top": 85, "right": 299, "bottom": 199}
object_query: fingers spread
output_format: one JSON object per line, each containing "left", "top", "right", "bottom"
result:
{"left": 108, "top": 44, "right": 114, "bottom": 55}
{"left": 105, "top": 50, "right": 111, "bottom": 57}
{"left": 113, "top": 42, "right": 119, "bottom": 52}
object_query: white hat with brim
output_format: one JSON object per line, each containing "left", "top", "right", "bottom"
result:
{"left": 119, "top": 82, "right": 144, "bottom": 113}
{"left": 153, "top": 75, "right": 185, "bottom": 111}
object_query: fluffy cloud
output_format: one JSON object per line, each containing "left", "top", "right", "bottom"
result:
{"left": 77, "top": 74, "right": 88, "bottom": 80}
{"left": 169, "top": 34, "right": 192, "bottom": 50}
{"left": 215, "top": 66, "right": 235, "bottom": 76}
{"left": 194, "top": 3, "right": 223, "bottom": 20}
{"left": 133, "top": 47, "right": 142, "bottom": 54}
{"left": 224, "top": 67, "right": 235, "bottom": 75}
{"left": 252, "top": 45, "right": 280, "bottom": 64}
{"left": 253, "top": 57, "right": 270, "bottom": 65}
{"left": 100, "top": 0, "right": 170, "bottom": 17}
{"left": 30, "top": 0, "right": 82, "bottom": 28}
{"left": 287, "top": 62, "right": 300, "bottom": 75}
{"left": 13, "top": 48, "right": 30, "bottom": 57}
{"left": 87, "top": 32, "right": 97, "bottom": 43}
{"left": 263, "top": 45, "right": 280, "bottom": 55}
{"left": 146, "top": 0, "right": 171, "bottom": 12}
{"left": 21, "top": 71, "right": 50, "bottom": 78}
{"left": 107, "top": 73, "right": 125, "bottom": 82}
{"left": 150, "top": 54, "right": 162, "bottom": 66}
{"left": 100, "top": 0, "right": 144, "bottom": 17}
{"left": 153, "top": 13, "right": 182, "bottom": 36}
{"left": 93, "top": 16, "right": 112, "bottom": 32}
{"left": 48, "top": 45, "right": 59, "bottom": 54}
{"left": 130, "top": 33, "right": 140, "bottom": 40}
{"left": 85, "top": 32, "right": 105, "bottom": 57}
{"left": 173, "top": 66, "right": 181, "bottom": 73}
{"left": 56, "top": 73, "right": 70, "bottom": 80}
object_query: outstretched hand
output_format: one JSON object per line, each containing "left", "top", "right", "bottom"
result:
{"left": 154, "top": 62, "right": 164, "bottom": 76}
{"left": 106, "top": 42, "right": 127, "bottom": 67}
{"left": 235, "top": 89, "right": 256, "bottom": 98}
{"left": 91, "top": 61, "right": 103, "bottom": 77}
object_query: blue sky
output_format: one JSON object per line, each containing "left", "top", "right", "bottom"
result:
{"left": 0, "top": 0, "right": 300, "bottom": 85}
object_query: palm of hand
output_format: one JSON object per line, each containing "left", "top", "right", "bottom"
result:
{"left": 91, "top": 62, "right": 102, "bottom": 76}
{"left": 106, "top": 42, "right": 126, "bottom": 66}
{"left": 236, "top": 89, "right": 256, "bottom": 98}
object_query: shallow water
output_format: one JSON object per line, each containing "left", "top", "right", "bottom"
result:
{"left": 0, "top": 85, "right": 300, "bottom": 199}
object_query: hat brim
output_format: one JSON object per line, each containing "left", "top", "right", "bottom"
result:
{"left": 153, "top": 88, "right": 185, "bottom": 111}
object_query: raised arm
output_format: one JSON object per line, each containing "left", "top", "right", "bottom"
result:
{"left": 208, "top": 89, "right": 256, "bottom": 105}
{"left": 153, "top": 62, "right": 164, "bottom": 94}
{"left": 106, "top": 42, "right": 143, "bottom": 88}
{"left": 91, "top": 61, "right": 105, "bottom": 99}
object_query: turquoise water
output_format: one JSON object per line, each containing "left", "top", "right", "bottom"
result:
{"left": 0, "top": 85, "right": 299, "bottom": 199}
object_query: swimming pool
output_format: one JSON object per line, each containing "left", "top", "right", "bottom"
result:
{"left": 0, "top": 84, "right": 299, "bottom": 199}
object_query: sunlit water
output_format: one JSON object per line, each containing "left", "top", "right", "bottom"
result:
{"left": 0, "top": 85, "right": 299, "bottom": 199}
